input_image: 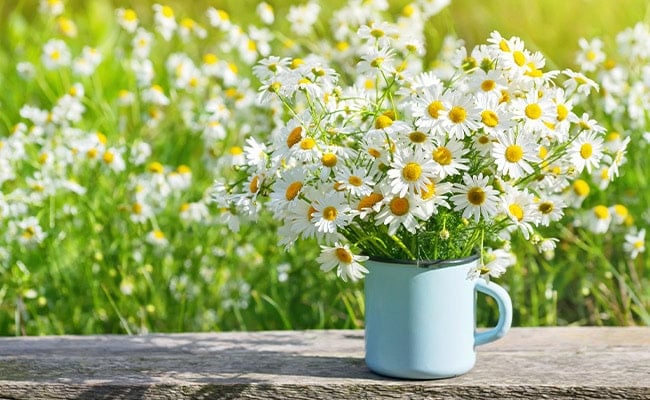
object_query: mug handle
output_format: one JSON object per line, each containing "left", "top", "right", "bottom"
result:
{"left": 474, "top": 279, "right": 513, "bottom": 346}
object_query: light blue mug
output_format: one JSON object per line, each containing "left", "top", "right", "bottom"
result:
{"left": 364, "top": 255, "right": 512, "bottom": 379}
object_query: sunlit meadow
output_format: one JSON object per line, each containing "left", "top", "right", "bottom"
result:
{"left": 0, "top": 0, "right": 648, "bottom": 335}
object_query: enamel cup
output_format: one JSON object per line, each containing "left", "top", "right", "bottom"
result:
{"left": 364, "top": 255, "right": 512, "bottom": 379}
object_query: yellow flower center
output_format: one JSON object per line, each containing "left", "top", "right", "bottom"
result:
{"left": 132, "top": 203, "right": 142, "bottom": 214}
{"left": 613, "top": 204, "right": 628, "bottom": 219}
{"left": 370, "top": 28, "right": 385, "bottom": 38}
{"left": 448, "top": 106, "right": 467, "bottom": 124}
{"left": 389, "top": 197, "right": 410, "bottom": 216}
{"left": 322, "top": 206, "right": 338, "bottom": 221}
{"left": 525, "top": 103, "right": 542, "bottom": 120}
{"left": 580, "top": 143, "right": 593, "bottom": 159}
{"left": 600, "top": 168, "right": 610, "bottom": 180}
{"left": 103, "top": 151, "right": 115, "bottom": 164}
{"left": 87, "top": 148, "right": 98, "bottom": 159}
{"left": 161, "top": 5, "right": 174, "bottom": 18}
{"left": 148, "top": 162, "right": 164, "bottom": 174}
{"left": 402, "top": 162, "right": 422, "bottom": 182}
{"left": 513, "top": 50, "right": 526, "bottom": 66}
{"left": 285, "top": 127, "right": 302, "bottom": 148}
{"left": 539, "top": 201, "right": 554, "bottom": 214}
{"left": 433, "top": 146, "right": 452, "bottom": 165}
{"left": 348, "top": 176, "right": 363, "bottom": 186}
{"left": 593, "top": 205, "right": 609, "bottom": 220}
{"left": 153, "top": 230, "right": 165, "bottom": 240}
{"left": 408, "top": 131, "right": 427, "bottom": 143}
{"left": 300, "top": 137, "right": 316, "bottom": 150}
{"left": 123, "top": 9, "right": 137, "bottom": 21}
{"left": 285, "top": 182, "right": 303, "bottom": 201}
{"left": 505, "top": 144, "right": 524, "bottom": 163}
{"left": 321, "top": 153, "right": 337, "bottom": 168}
{"left": 290, "top": 58, "right": 304, "bottom": 69}
{"left": 481, "top": 110, "right": 499, "bottom": 127}
{"left": 478, "top": 135, "right": 490, "bottom": 145}
{"left": 427, "top": 100, "right": 445, "bottom": 119}
{"left": 420, "top": 180, "right": 436, "bottom": 200}
{"left": 368, "top": 148, "right": 381, "bottom": 158}
{"left": 370, "top": 57, "right": 384, "bottom": 68}
{"left": 375, "top": 115, "right": 393, "bottom": 129}
{"left": 573, "top": 179, "right": 590, "bottom": 196}
{"left": 481, "top": 79, "right": 496, "bottom": 92}
{"left": 499, "top": 39, "right": 510, "bottom": 52}
{"left": 539, "top": 145, "right": 548, "bottom": 159}
{"left": 249, "top": 176, "right": 260, "bottom": 193}
{"left": 586, "top": 50, "right": 597, "bottom": 61}
{"left": 229, "top": 146, "right": 243, "bottom": 155}
{"left": 499, "top": 89, "right": 510, "bottom": 104}
{"left": 508, "top": 204, "right": 524, "bottom": 221}
{"left": 22, "top": 227, "right": 35, "bottom": 239}
{"left": 556, "top": 104, "right": 568, "bottom": 121}
{"left": 606, "top": 131, "right": 620, "bottom": 141}
{"left": 358, "top": 193, "right": 383, "bottom": 210}
{"left": 467, "top": 187, "right": 486, "bottom": 205}
{"left": 335, "top": 247, "right": 353, "bottom": 263}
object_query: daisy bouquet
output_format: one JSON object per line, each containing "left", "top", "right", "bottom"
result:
{"left": 214, "top": 28, "right": 625, "bottom": 282}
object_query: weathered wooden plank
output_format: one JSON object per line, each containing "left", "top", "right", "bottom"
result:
{"left": 0, "top": 327, "right": 648, "bottom": 399}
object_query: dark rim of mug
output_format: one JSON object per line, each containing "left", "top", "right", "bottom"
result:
{"left": 367, "top": 253, "right": 480, "bottom": 269}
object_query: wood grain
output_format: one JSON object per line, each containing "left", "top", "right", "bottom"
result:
{"left": 0, "top": 327, "right": 649, "bottom": 399}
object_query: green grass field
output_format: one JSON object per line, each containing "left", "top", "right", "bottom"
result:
{"left": 0, "top": 0, "right": 648, "bottom": 335}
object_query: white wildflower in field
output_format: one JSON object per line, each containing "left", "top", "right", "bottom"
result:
{"left": 152, "top": 4, "right": 177, "bottom": 41}
{"left": 42, "top": 39, "right": 71, "bottom": 70}
{"left": 256, "top": 2, "right": 275, "bottom": 25}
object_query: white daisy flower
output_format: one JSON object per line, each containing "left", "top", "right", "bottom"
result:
{"left": 441, "top": 93, "right": 481, "bottom": 139}
{"left": 576, "top": 38, "right": 606, "bottom": 73}
{"left": 375, "top": 193, "right": 424, "bottom": 235}
{"left": 535, "top": 196, "right": 565, "bottom": 226}
{"left": 387, "top": 149, "right": 437, "bottom": 197}
{"left": 317, "top": 243, "right": 369, "bottom": 282}
{"left": 624, "top": 229, "right": 646, "bottom": 260}
{"left": 287, "top": 1, "right": 321, "bottom": 36}
{"left": 450, "top": 173, "right": 499, "bottom": 223}
{"left": 562, "top": 69, "right": 599, "bottom": 97}
{"left": 256, "top": 2, "right": 275, "bottom": 24}
{"left": 412, "top": 83, "right": 449, "bottom": 134}
{"left": 357, "top": 45, "right": 396, "bottom": 75}
{"left": 116, "top": 8, "right": 139, "bottom": 33}
{"left": 268, "top": 168, "right": 307, "bottom": 216}
{"left": 568, "top": 130, "right": 604, "bottom": 174}
{"left": 500, "top": 187, "right": 538, "bottom": 240}
{"left": 146, "top": 229, "right": 169, "bottom": 247}
{"left": 311, "top": 191, "right": 352, "bottom": 235}
{"left": 510, "top": 89, "right": 556, "bottom": 133}
{"left": 492, "top": 130, "right": 539, "bottom": 179}
{"left": 431, "top": 137, "right": 470, "bottom": 178}
{"left": 42, "top": 39, "right": 71, "bottom": 70}
{"left": 480, "top": 248, "right": 516, "bottom": 278}
{"left": 610, "top": 204, "right": 630, "bottom": 226}
{"left": 585, "top": 205, "right": 611, "bottom": 234}
{"left": 417, "top": 177, "right": 452, "bottom": 218}
{"left": 336, "top": 166, "right": 376, "bottom": 197}
{"left": 357, "top": 21, "right": 399, "bottom": 47}
{"left": 152, "top": 4, "right": 177, "bottom": 41}
{"left": 564, "top": 178, "right": 590, "bottom": 208}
